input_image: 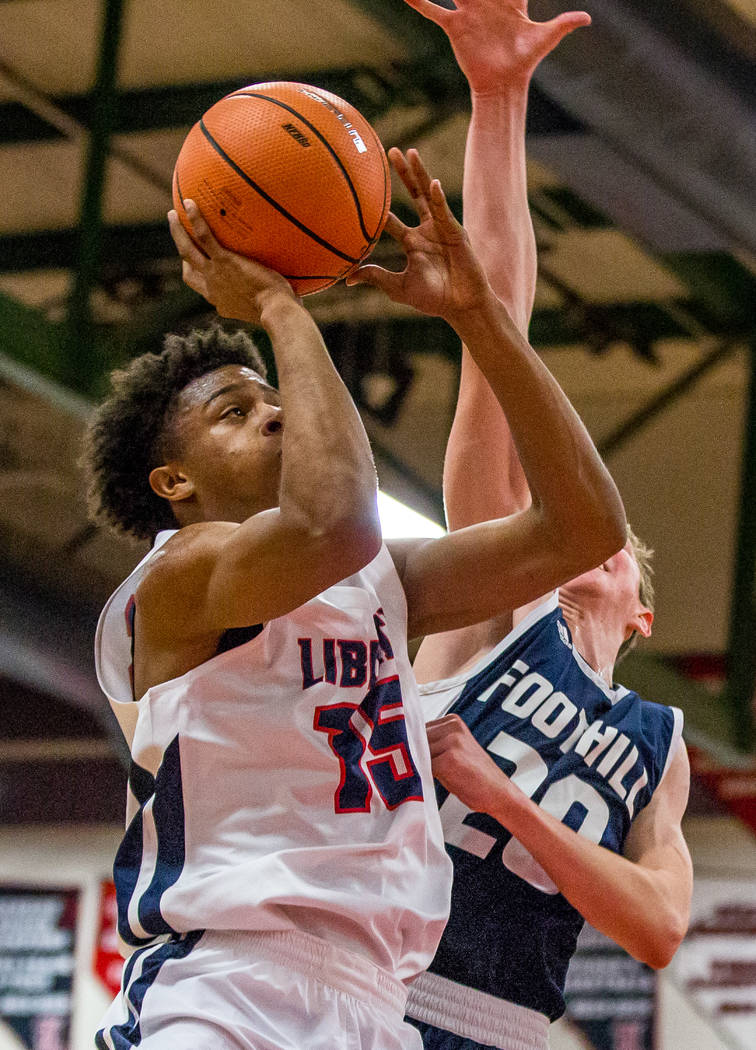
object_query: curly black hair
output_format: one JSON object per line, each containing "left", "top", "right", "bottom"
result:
{"left": 83, "top": 325, "right": 267, "bottom": 541}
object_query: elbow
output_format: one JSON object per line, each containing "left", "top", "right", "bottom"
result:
{"left": 640, "top": 941, "right": 680, "bottom": 971}
{"left": 635, "top": 912, "right": 689, "bottom": 970}
{"left": 578, "top": 471, "right": 628, "bottom": 565}
{"left": 580, "top": 462, "right": 628, "bottom": 555}
{"left": 283, "top": 474, "right": 382, "bottom": 577}
{"left": 538, "top": 471, "right": 628, "bottom": 580}
{"left": 320, "top": 472, "right": 382, "bottom": 573}
{"left": 337, "top": 518, "right": 383, "bottom": 576}
{"left": 564, "top": 499, "right": 628, "bottom": 578}
{"left": 312, "top": 510, "right": 383, "bottom": 579}
{"left": 594, "top": 501, "right": 629, "bottom": 564}
{"left": 603, "top": 489, "right": 629, "bottom": 556}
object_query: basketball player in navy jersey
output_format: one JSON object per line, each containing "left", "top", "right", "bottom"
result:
{"left": 356, "top": 3, "right": 692, "bottom": 1049}
{"left": 84, "top": 143, "right": 626, "bottom": 1050}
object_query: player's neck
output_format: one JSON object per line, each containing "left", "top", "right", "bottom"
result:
{"left": 559, "top": 595, "right": 621, "bottom": 686}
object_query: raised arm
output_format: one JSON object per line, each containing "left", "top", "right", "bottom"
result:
{"left": 349, "top": 149, "right": 625, "bottom": 640}
{"left": 427, "top": 714, "right": 692, "bottom": 967}
{"left": 139, "top": 203, "right": 381, "bottom": 640}
{"left": 404, "top": 0, "right": 591, "bottom": 530}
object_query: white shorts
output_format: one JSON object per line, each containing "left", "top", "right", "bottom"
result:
{"left": 406, "top": 971, "right": 550, "bottom": 1050}
{"left": 95, "top": 928, "right": 422, "bottom": 1050}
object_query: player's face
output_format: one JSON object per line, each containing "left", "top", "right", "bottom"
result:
{"left": 169, "top": 365, "right": 283, "bottom": 521}
{"left": 560, "top": 541, "right": 645, "bottom": 628}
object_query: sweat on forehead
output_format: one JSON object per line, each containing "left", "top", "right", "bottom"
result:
{"left": 159, "top": 364, "right": 276, "bottom": 457}
{"left": 175, "top": 365, "right": 272, "bottom": 408}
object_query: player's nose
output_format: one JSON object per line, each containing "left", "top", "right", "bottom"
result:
{"left": 260, "top": 404, "right": 283, "bottom": 436}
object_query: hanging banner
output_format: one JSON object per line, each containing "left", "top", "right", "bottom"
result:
{"left": 92, "top": 881, "right": 122, "bottom": 1000}
{"left": 668, "top": 876, "right": 756, "bottom": 1050}
{"left": 564, "top": 923, "right": 656, "bottom": 1050}
{"left": 687, "top": 746, "right": 756, "bottom": 838}
{"left": 0, "top": 886, "right": 78, "bottom": 1050}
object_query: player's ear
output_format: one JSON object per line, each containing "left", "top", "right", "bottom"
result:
{"left": 629, "top": 606, "right": 653, "bottom": 639}
{"left": 149, "top": 463, "right": 195, "bottom": 504}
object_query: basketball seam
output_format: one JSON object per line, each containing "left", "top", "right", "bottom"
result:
{"left": 228, "top": 90, "right": 380, "bottom": 243}
{"left": 198, "top": 119, "right": 360, "bottom": 265}
{"left": 174, "top": 169, "right": 184, "bottom": 209}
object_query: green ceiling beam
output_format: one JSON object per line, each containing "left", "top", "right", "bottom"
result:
{"left": 0, "top": 69, "right": 576, "bottom": 146}
{"left": 0, "top": 224, "right": 172, "bottom": 273}
{"left": 662, "top": 251, "right": 756, "bottom": 333}
{"left": 64, "top": 0, "right": 126, "bottom": 391}
{"left": 0, "top": 284, "right": 210, "bottom": 399}
{"left": 0, "top": 68, "right": 403, "bottom": 145}
{"left": 628, "top": 0, "right": 754, "bottom": 102}
{"left": 598, "top": 337, "right": 739, "bottom": 459}
{"left": 0, "top": 291, "right": 67, "bottom": 384}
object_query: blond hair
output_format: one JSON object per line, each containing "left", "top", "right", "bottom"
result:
{"left": 616, "top": 524, "right": 655, "bottom": 664}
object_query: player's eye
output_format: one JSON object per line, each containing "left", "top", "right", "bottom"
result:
{"left": 221, "top": 405, "right": 246, "bottom": 419}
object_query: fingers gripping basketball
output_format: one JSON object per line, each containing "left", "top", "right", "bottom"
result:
{"left": 173, "top": 82, "right": 391, "bottom": 296}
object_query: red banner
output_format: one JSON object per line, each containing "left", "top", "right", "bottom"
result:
{"left": 92, "top": 881, "right": 123, "bottom": 999}
{"left": 688, "top": 746, "right": 756, "bottom": 837}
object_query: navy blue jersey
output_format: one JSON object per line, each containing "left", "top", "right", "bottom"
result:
{"left": 417, "top": 594, "right": 682, "bottom": 1022}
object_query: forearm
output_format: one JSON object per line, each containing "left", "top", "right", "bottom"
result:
{"left": 449, "top": 295, "right": 625, "bottom": 566}
{"left": 496, "top": 787, "right": 686, "bottom": 967}
{"left": 464, "top": 89, "right": 536, "bottom": 333}
{"left": 444, "top": 89, "right": 535, "bottom": 529}
{"left": 262, "top": 295, "right": 378, "bottom": 540}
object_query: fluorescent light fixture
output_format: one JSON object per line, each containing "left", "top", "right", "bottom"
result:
{"left": 377, "top": 490, "right": 445, "bottom": 539}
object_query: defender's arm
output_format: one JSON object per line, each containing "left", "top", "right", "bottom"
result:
{"left": 428, "top": 714, "right": 692, "bottom": 968}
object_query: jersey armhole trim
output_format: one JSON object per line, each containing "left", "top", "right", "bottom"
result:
{"left": 659, "top": 706, "right": 685, "bottom": 785}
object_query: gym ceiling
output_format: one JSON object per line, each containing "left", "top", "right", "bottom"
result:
{"left": 0, "top": 0, "right": 754, "bottom": 821}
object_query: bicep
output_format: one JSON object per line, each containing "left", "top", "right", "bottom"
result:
{"left": 623, "top": 742, "right": 693, "bottom": 889}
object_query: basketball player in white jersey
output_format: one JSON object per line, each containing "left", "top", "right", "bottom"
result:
{"left": 348, "top": 3, "right": 693, "bottom": 1049}
{"left": 84, "top": 147, "right": 627, "bottom": 1049}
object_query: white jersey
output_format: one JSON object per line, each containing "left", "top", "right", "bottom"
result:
{"left": 95, "top": 531, "right": 451, "bottom": 983}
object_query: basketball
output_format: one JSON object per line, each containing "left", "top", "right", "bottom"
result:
{"left": 172, "top": 81, "right": 391, "bottom": 296}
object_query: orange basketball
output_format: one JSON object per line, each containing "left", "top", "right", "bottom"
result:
{"left": 172, "top": 81, "right": 391, "bottom": 296}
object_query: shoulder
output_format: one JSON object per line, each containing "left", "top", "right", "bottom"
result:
{"left": 616, "top": 687, "right": 683, "bottom": 736}
{"left": 639, "top": 695, "right": 685, "bottom": 756}
{"left": 614, "top": 688, "right": 684, "bottom": 770}
{"left": 141, "top": 522, "right": 238, "bottom": 580}
{"left": 136, "top": 522, "right": 240, "bottom": 634}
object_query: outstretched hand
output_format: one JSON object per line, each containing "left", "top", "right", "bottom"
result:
{"left": 403, "top": 0, "right": 591, "bottom": 90}
{"left": 168, "top": 202, "right": 297, "bottom": 324}
{"left": 346, "top": 148, "right": 491, "bottom": 323}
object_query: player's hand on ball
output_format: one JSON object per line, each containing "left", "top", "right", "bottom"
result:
{"left": 168, "top": 200, "right": 297, "bottom": 323}
{"left": 426, "top": 714, "right": 512, "bottom": 816}
{"left": 346, "top": 148, "right": 491, "bottom": 323}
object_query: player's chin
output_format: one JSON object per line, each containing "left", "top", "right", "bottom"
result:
{"left": 560, "top": 570, "right": 605, "bottom": 601}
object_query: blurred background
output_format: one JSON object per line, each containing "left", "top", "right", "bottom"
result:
{"left": 0, "top": 1, "right": 755, "bottom": 1047}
